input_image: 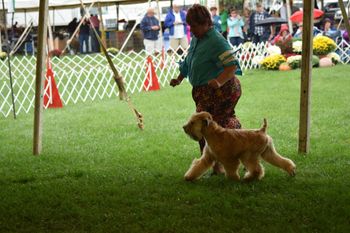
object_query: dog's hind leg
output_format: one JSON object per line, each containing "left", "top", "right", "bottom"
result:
{"left": 261, "top": 136, "right": 296, "bottom": 176}
{"left": 184, "top": 147, "right": 214, "bottom": 181}
{"left": 240, "top": 153, "right": 265, "bottom": 181}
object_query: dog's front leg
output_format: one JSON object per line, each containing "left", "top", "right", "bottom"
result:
{"left": 184, "top": 149, "right": 214, "bottom": 181}
{"left": 223, "top": 159, "right": 241, "bottom": 181}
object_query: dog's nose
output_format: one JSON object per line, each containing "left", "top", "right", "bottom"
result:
{"left": 183, "top": 125, "right": 187, "bottom": 131}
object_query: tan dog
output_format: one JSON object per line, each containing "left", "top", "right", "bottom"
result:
{"left": 182, "top": 112, "right": 296, "bottom": 181}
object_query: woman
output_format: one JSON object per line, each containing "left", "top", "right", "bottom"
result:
{"left": 227, "top": 9, "right": 244, "bottom": 47}
{"left": 242, "top": 7, "right": 251, "bottom": 41}
{"left": 170, "top": 4, "right": 242, "bottom": 174}
{"left": 273, "top": 24, "right": 293, "bottom": 55}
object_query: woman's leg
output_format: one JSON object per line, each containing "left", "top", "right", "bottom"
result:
{"left": 79, "top": 35, "right": 84, "bottom": 54}
{"left": 229, "top": 37, "right": 235, "bottom": 46}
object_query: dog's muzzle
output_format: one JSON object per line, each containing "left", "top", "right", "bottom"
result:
{"left": 183, "top": 125, "right": 201, "bottom": 141}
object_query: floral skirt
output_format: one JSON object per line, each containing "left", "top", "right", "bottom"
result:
{"left": 192, "top": 77, "right": 242, "bottom": 129}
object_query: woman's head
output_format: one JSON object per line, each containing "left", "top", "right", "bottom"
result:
{"left": 324, "top": 18, "right": 332, "bottom": 30}
{"left": 186, "top": 4, "right": 213, "bottom": 38}
{"left": 210, "top": 6, "right": 218, "bottom": 16}
{"left": 230, "top": 9, "right": 238, "bottom": 17}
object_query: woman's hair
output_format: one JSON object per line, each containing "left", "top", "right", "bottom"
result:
{"left": 186, "top": 4, "right": 213, "bottom": 26}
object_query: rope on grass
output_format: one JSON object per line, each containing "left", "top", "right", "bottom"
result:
{"left": 80, "top": 0, "right": 144, "bottom": 130}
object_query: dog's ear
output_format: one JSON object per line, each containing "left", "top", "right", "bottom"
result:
{"left": 202, "top": 118, "right": 210, "bottom": 127}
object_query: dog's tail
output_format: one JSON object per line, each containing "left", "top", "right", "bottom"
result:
{"left": 260, "top": 118, "right": 268, "bottom": 133}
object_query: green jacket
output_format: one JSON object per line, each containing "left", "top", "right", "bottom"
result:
{"left": 220, "top": 10, "right": 228, "bottom": 32}
{"left": 179, "top": 28, "right": 242, "bottom": 87}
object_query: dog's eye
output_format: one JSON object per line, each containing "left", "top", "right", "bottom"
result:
{"left": 190, "top": 121, "right": 193, "bottom": 125}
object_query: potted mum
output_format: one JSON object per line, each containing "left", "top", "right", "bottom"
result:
{"left": 313, "top": 35, "right": 336, "bottom": 57}
{"left": 0, "top": 51, "right": 7, "bottom": 61}
{"left": 261, "top": 54, "right": 286, "bottom": 70}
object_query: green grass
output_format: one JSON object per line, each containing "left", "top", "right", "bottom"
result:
{"left": 1, "top": 65, "right": 350, "bottom": 233}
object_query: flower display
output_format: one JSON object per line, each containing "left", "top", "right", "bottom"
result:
{"left": 107, "top": 47, "right": 119, "bottom": 55}
{"left": 0, "top": 51, "right": 7, "bottom": 61}
{"left": 292, "top": 40, "right": 302, "bottom": 53}
{"left": 275, "top": 37, "right": 293, "bottom": 55}
{"left": 261, "top": 54, "right": 286, "bottom": 70}
{"left": 252, "top": 55, "right": 264, "bottom": 65}
{"left": 327, "top": 52, "right": 341, "bottom": 64}
{"left": 313, "top": 35, "right": 336, "bottom": 55}
{"left": 267, "top": 45, "right": 281, "bottom": 55}
{"left": 287, "top": 55, "right": 302, "bottom": 69}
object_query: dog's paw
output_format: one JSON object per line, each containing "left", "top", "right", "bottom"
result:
{"left": 286, "top": 164, "right": 296, "bottom": 177}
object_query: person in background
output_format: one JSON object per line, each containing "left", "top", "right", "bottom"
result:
{"left": 242, "top": 7, "right": 251, "bottom": 41}
{"left": 273, "top": 24, "right": 293, "bottom": 54}
{"left": 249, "top": 2, "right": 271, "bottom": 43}
{"left": 322, "top": 18, "right": 340, "bottom": 41}
{"left": 140, "top": 7, "right": 161, "bottom": 55}
{"left": 163, "top": 28, "right": 170, "bottom": 51}
{"left": 67, "top": 18, "right": 79, "bottom": 37}
{"left": 227, "top": 9, "right": 244, "bottom": 47}
{"left": 164, "top": 2, "right": 188, "bottom": 53}
{"left": 220, "top": 7, "right": 229, "bottom": 39}
{"left": 273, "top": 24, "right": 291, "bottom": 44}
{"left": 170, "top": 4, "right": 242, "bottom": 175}
{"left": 79, "top": 19, "right": 90, "bottom": 54}
{"left": 90, "top": 14, "right": 101, "bottom": 53}
{"left": 210, "top": 6, "right": 222, "bottom": 33}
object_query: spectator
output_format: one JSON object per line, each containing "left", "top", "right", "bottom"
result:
{"left": 322, "top": 18, "right": 340, "bottom": 41}
{"left": 67, "top": 18, "right": 78, "bottom": 37}
{"left": 343, "top": 27, "right": 350, "bottom": 43}
{"left": 140, "top": 7, "right": 161, "bottom": 55}
{"left": 273, "top": 24, "right": 293, "bottom": 54}
{"left": 293, "top": 23, "right": 303, "bottom": 39}
{"left": 210, "top": 6, "right": 221, "bottom": 33}
{"left": 163, "top": 28, "right": 170, "bottom": 51}
{"left": 164, "top": 2, "right": 188, "bottom": 52}
{"left": 220, "top": 7, "right": 229, "bottom": 38}
{"left": 90, "top": 14, "right": 101, "bottom": 53}
{"left": 294, "top": 23, "right": 321, "bottom": 39}
{"left": 227, "top": 9, "right": 244, "bottom": 47}
{"left": 79, "top": 19, "right": 90, "bottom": 54}
{"left": 249, "top": 2, "right": 271, "bottom": 43}
{"left": 242, "top": 7, "right": 251, "bottom": 41}
{"left": 274, "top": 24, "right": 291, "bottom": 44}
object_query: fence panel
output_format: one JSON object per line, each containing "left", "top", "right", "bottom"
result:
{"left": 1, "top": 40, "right": 349, "bottom": 118}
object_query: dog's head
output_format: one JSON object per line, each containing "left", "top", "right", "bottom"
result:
{"left": 183, "top": 112, "right": 213, "bottom": 141}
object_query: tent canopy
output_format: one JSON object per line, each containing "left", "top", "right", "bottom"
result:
{"left": 2, "top": 0, "right": 147, "bottom": 12}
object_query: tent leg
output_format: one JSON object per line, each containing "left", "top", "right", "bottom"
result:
{"left": 298, "top": 0, "right": 314, "bottom": 154}
{"left": 1, "top": 0, "right": 16, "bottom": 119}
{"left": 33, "top": 0, "right": 49, "bottom": 155}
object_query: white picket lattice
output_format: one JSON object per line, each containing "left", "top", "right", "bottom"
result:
{"left": 1, "top": 40, "right": 349, "bottom": 118}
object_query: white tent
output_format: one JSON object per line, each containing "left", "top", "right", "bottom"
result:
{"left": 2, "top": 0, "right": 146, "bottom": 12}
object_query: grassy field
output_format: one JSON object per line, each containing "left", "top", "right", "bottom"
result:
{"left": 1, "top": 65, "right": 350, "bottom": 233}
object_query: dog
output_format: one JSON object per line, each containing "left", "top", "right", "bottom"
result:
{"left": 182, "top": 112, "right": 296, "bottom": 181}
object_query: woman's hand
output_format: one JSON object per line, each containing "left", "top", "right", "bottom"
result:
{"left": 208, "top": 79, "right": 221, "bottom": 89}
{"left": 170, "top": 75, "right": 184, "bottom": 87}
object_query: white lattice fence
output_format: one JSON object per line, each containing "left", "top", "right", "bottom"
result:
{"left": 1, "top": 40, "right": 349, "bottom": 118}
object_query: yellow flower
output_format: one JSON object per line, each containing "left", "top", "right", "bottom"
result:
{"left": 313, "top": 36, "right": 336, "bottom": 55}
{"left": 261, "top": 54, "right": 286, "bottom": 70}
